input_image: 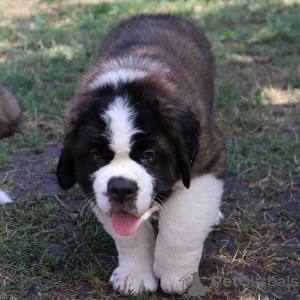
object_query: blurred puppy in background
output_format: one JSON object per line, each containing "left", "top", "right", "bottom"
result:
{"left": 0, "top": 83, "right": 21, "bottom": 138}
{"left": 0, "top": 83, "right": 21, "bottom": 204}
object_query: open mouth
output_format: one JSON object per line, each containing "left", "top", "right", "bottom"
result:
{"left": 110, "top": 202, "right": 160, "bottom": 236}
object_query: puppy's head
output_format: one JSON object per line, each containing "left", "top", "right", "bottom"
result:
{"left": 57, "top": 80, "right": 199, "bottom": 229}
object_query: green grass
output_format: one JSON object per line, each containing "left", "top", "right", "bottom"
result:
{"left": 1, "top": 192, "right": 115, "bottom": 298}
{"left": 0, "top": 0, "right": 299, "bottom": 299}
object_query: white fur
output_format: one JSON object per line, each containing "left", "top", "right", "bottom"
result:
{"left": 90, "top": 56, "right": 171, "bottom": 90}
{"left": 153, "top": 174, "right": 224, "bottom": 294}
{"left": 93, "top": 205, "right": 158, "bottom": 294}
{"left": 99, "top": 56, "right": 171, "bottom": 77}
{"left": 93, "top": 96, "right": 154, "bottom": 216}
{"left": 90, "top": 69, "right": 149, "bottom": 89}
{"left": 102, "top": 96, "right": 141, "bottom": 153}
{"left": 0, "top": 189, "right": 13, "bottom": 204}
{"left": 93, "top": 156, "right": 154, "bottom": 216}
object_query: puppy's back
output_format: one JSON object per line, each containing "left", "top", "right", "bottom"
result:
{"left": 97, "top": 14, "right": 214, "bottom": 109}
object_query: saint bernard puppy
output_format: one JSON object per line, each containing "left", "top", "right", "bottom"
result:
{"left": 57, "top": 14, "right": 226, "bottom": 295}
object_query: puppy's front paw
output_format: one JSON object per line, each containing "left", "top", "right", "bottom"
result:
{"left": 110, "top": 266, "right": 158, "bottom": 295}
{"left": 161, "top": 271, "right": 193, "bottom": 294}
{"left": 154, "top": 261, "right": 193, "bottom": 294}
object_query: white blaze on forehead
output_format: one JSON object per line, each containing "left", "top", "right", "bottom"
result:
{"left": 103, "top": 96, "right": 141, "bottom": 153}
{"left": 94, "top": 97, "right": 154, "bottom": 218}
{"left": 90, "top": 68, "right": 149, "bottom": 89}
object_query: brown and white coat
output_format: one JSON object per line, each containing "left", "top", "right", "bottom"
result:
{"left": 57, "top": 14, "right": 226, "bottom": 294}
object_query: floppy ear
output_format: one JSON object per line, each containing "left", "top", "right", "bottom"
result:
{"left": 175, "top": 110, "right": 199, "bottom": 188}
{"left": 159, "top": 102, "right": 199, "bottom": 188}
{"left": 57, "top": 146, "right": 76, "bottom": 190}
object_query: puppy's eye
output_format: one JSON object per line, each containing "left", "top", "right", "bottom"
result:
{"left": 91, "top": 150, "right": 103, "bottom": 161}
{"left": 142, "top": 151, "right": 155, "bottom": 163}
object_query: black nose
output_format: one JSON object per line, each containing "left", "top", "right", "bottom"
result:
{"left": 107, "top": 177, "right": 138, "bottom": 203}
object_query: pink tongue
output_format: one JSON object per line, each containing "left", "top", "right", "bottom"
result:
{"left": 111, "top": 211, "right": 141, "bottom": 236}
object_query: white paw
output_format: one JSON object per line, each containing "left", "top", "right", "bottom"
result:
{"left": 154, "top": 262, "right": 193, "bottom": 294}
{"left": 110, "top": 266, "right": 158, "bottom": 295}
{"left": 161, "top": 271, "right": 193, "bottom": 294}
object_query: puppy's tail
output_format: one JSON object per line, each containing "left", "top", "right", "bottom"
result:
{"left": 0, "top": 83, "right": 21, "bottom": 138}
{"left": 0, "top": 189, "right": 13, "bottom": 204}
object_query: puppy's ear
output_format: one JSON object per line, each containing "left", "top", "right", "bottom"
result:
{"left": 159, "top": 101, "right": 199, "bottom": 188}
{"left": 57, "top": 146, "right": 76, "bottom": 190}
{"left": 175, "top": 110, "right": 199, "bottom": 188}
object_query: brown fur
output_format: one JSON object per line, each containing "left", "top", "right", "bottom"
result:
{"left": 0, "top": 84, "right": 21, "bottom": 139}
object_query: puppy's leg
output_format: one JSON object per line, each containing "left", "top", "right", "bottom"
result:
{"left": 153, "top": 174, "right": 224, "bottom": 294}
{"left": 93, "top": 206, "right": 158, "bottom": 295}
